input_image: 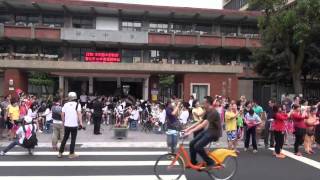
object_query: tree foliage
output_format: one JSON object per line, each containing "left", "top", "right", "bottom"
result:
{"left": 29, "top": 72, "right": 54, "bottom": 88}
{"left": 251, "top": 0, "right": 320, "bottom": 94}
{"left": 159, "top": 74, "right": 175, "bottom": 88}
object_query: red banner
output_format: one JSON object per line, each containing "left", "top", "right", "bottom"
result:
{"left": 85, "top": 52, "right": 121, "bottom": 62}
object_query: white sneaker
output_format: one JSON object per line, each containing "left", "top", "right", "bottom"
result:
{"left": 0, "top": 151, "right": 5, "bottom": 156}
{"left": 244, "top": 148, "right": 248, "bottom": 152}
{"left": 38, "top": 130, "right": 43, "bottom": 133}
{"left": 253, "top": 150, "right": 258, "bottom": 153}
{"left": 87, "top": 121, "right": 90, "bottom": 125}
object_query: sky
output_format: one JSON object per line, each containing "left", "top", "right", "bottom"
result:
{"left": 90, "top": 0, "right": 223, "bottom": 9}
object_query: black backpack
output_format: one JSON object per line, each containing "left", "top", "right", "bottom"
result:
{"left": 22, "top": 124, "right": 38, "bottom": 149}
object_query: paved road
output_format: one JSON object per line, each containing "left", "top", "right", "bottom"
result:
{"left": 0, "top": 147, "right": 319, "bottom": 180}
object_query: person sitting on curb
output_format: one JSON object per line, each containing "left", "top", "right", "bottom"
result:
{"left": 1, "top": 116, "right": 38, "bottom": 156}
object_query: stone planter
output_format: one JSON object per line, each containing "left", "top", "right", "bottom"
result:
{"left": 113, "top": 126, "right": 129, "bottom": 139}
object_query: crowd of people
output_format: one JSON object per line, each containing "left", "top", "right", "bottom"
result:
{"left": 0, "top": 91, "right": 320, "bottom": 161}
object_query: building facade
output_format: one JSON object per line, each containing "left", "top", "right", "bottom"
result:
{"left": 224, "top": 0, "right": 296, "bottom": 10}
{"left": 0, "top": 0, "right": 262, "bottom": 101}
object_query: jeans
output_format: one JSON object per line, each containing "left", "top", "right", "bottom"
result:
{"left": 189, "top": 130, "right": 216, "bottom": 166}
{"left": 294, "top": 127, "right": 306, "bottom": 154}
{"left": 274, "top": 131, "right": 284, "bottom": 154}
{"left": 45, "top": 120, "right": 53, "bottom": 133}
{"left": 245, "top": 126, "right": 257, "bottom": 150}
{"left": 264, "top": 120, "right": 274, "bottom": 147}
{"left": 93, "top": 115, "right": 101, "bottom": 134}
{"left": 59, "top": 126, "right": 78, "bottom": 154}
{"left": 3, "top": 139, "right": 20, "bottom": 153}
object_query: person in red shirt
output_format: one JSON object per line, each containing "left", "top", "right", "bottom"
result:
{"left": 290, "top": 104, "right": 308, "bottom": 156}
{"left": 272, "top": 105, "right": 288, "bottom": 159}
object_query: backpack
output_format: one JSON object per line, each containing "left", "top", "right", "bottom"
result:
{"left": 22, "top": 124, "right": 38, "bottom": 149}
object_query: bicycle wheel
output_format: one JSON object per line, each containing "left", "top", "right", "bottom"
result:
{"left": 207, "top": 156, "right": 238, "bottom": 180}
{"left": 154, "top": 153, "right": 185, "bottom": 180}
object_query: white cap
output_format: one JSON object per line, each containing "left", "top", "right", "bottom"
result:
{"left": 68, "top": 92, "right": 77, "bottom": 100}
{"left": 24, "top": 116, "right": 33, "bottom": 124}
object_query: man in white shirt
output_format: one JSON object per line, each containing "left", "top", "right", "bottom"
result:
{"left": 58, "top": 92, "right": 83, "bottom": 159}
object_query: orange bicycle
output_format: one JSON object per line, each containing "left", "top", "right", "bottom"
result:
{"left": 154, "top": 132, "right": 238, "bottom": 180}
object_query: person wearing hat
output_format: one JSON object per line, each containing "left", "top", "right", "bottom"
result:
{"left": 58, "top": 92, "right": 83, "bottom": 159}
{"left": 1, "top": 116, "right": 37, "bottom": 155}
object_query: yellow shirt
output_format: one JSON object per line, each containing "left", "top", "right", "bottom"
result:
{"left": 8, "top": 105, "right": 20, "bottom": 121}
{"left": 192, "top": 107, "right": 205, "bottom": 122}
{"left": 225, "top": 111, "right": 237, "bottom": 131}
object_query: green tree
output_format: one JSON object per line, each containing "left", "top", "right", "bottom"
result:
{"left": 29, "top": 72, "right": 54, "bottom": 95}
{"left": 251, "top": 0, "right": 320, "bottom": 94}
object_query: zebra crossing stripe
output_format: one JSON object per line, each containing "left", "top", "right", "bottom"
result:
{"left": 0, "top": 161, "right": 179, "bottom": 166}
{"left": 269, "top": 148, "right": 320, "bottom": 170}
{"left": 0, "top": 175, "right": 187, "bottom": 180}
{"left": 4, "top": 151, "right": 168, "bottom": 156}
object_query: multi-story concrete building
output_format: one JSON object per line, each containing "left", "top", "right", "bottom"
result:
{"left": 0, "top": 0, "right": 262, "bottom": 101}
{"left": 224, "top": 0, "right": 296, "bottom": 10}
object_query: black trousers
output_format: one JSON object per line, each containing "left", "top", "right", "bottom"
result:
{"left": 189, "top": 130, "right": 217, "bottom": 166}
{"left": 294, "top": 127, "right": 306, "bottom": 153}
{"left": 59, "top": 126, "right": 78, "bottom": 154}
{"left": 274, "top": 131, "right": 284, "bottom": 154}
{"left": 193, "top": 128, "right": 204, "bottom": 138}
{"left": 245, "top": 126, "right": 257, "bottom": 150}
{"left": 93, "top": 115, "right": 101, "bottom": 134}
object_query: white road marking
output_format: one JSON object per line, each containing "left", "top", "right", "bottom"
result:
{"left": 0, "top": 161, "right": 179, "bottom": 166}
{"left": 4, "top": 151, "right": 167, "bottom": 156}
{"left": 0, "top": 175, "right": 187, "bottom": 180}
{"left": 269, "top": 148, "right": 320, "bottom": 170}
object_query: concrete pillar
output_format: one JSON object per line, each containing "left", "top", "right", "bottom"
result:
{"left": 117, "top": 77, "right": 121, "bottom": 88}
{"left": 237, "top": 25, "right": 241, "bottom": 35}
{"left": 89, "top": 77, "right": 93, "bottom": 95}
{"left": 143, "top": 77, "right": 149, "bottom": 101}
{"left": 59, "top": 76, "right": 64, "bottom": 98}
{"left": 64, "top": 78, "right": 69, "bottom": 96}
{"left": 64, "top": 15, "right": 72, "bottom": 28}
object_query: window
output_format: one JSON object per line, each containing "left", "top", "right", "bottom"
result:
{"left": 241, "top": 24, "right": 259, "bottom": 35}
{"left": 170, "top": 23, "right": 193, "bottom": 34}
{"left": 43, "top": 15, "right": 64, "bottom": 27}
{"left": 41, "top": 45, "right": 63, "bottom": 60}
{"left": 149, "top": 22, "right": 168, "bottom": 33}
{"left": 149, "top": 50, "right": 168, "bottom": 63}
{"left": 73, "top": 16, "right": 94, "bottom": 29}
{"left": 0, "top": 13, "right": 12, "bottom": 24}
{"left": 195, "top": 23, "right": 212, "bottom": 35}
{"left": 191, "top": 84, "right": 210, "bottom": 103}
{"left": 195, "top": 51, "right": 213, "bottom": 65}
{"left": 15, "top": 14, "right": 40, "bottom": 26}
{"left": 72, "top": 47, "right": 95, "bottom": 61}
{"left": 14, "top": 44, "right": 38, "bottom": 54}
{"left": 121, "top": 20, "right": 142, "bottom": 31}
{"left": 221, "top": 24, "right": 238, "bottom": 36}
{"left": 0, "top": 44, "right": 10, "bottom": 53}
{"left": 220, "top": 51, "right": 238, "bottom": 65}
{"left": 122, "top": 49, "right": 140, "bottom": 63}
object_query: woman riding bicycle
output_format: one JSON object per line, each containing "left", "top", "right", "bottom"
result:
{"left": 183, "top": 96, "right": 222, "bottom": 170}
